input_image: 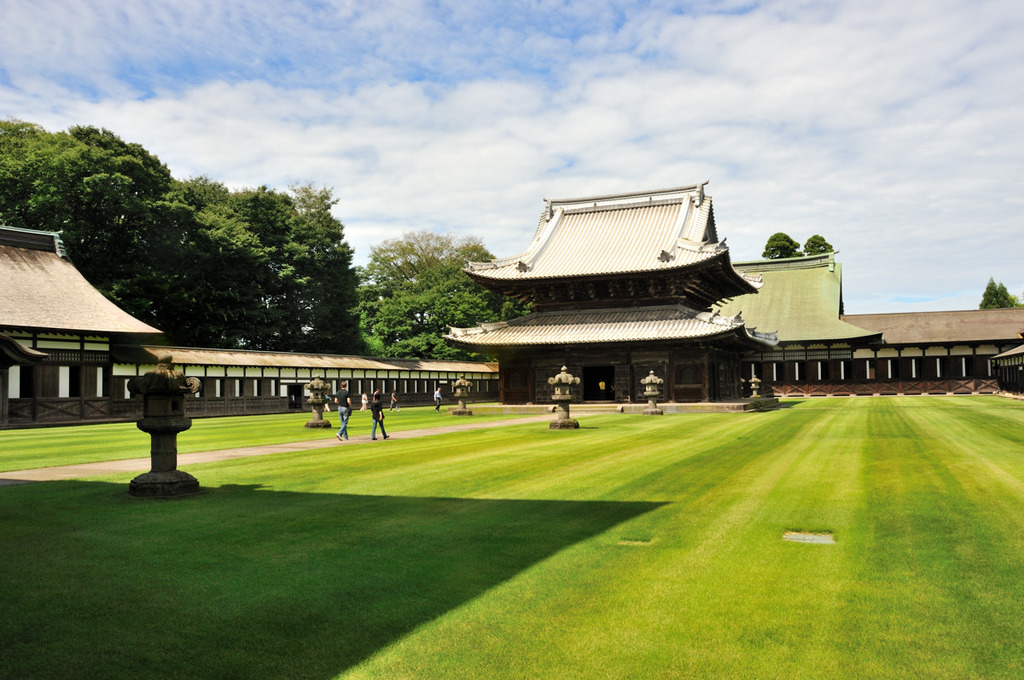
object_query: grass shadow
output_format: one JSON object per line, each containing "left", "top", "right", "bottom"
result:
{"left": 0, "top": 481, "right": 664, "bottom": 679}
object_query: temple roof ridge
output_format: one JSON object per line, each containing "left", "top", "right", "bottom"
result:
{"left": 544, "top": 181, "right": 709, "bottom": 213}
{"left": 0, "top": 225, "right": 67, "bottom": 258}
{"left": 734, "top": 251, "right": 838, "bottom": 273}
{"left": 465, "top": 181, "right": 739, "bottom": 284}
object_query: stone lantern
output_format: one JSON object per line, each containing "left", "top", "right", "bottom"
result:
{"left": 304, "top": 376, "right": 332, "bottom": 429}
{"left": 450, "top": 374, "right": 473, "bottom": 416}
{"left": 640, "top": 370, "right": 665, "bottom": 415}
{"left": 548, "top": 365, "right": 581, "bottom": 429}
{"left": 749, "top": 376, "right": 762, "bottom": 398}
{"left": 126, "top": 355, "right": 203, "bottom": 498}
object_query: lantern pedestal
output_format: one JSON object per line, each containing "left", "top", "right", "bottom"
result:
{"left": 304, "top": 377, "right": 332, "bottom": 429}
{"left": 548, "top": 366, "right": 581, "bottom": 429}
{"left": 549, "top": 400, "right": 579, "bottom": 429}
{"left": 127, "top": 356, "right": 203, "bottom": 498}
{"left": 129, "top": 470, "right": 200, "bottom": 498}
{"left": 749, "top": 376, "right": 762, "bottom": 398}
{"left": 640, "top": 370, "right": 665, "bottom": 416}
{"left": 450, "top": 375, "right": 474, "bottom": 416}
{"left": 129, "top": 417, "right": 200, "bottom": 497}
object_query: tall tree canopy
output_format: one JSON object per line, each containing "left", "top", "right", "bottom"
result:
{"left": 802, "top": 234, "right": 833, "bottom": 255}
{"left": 357, "top": 231, "right": 529, "bottom": 360}
{"left": 0, "top": 119, "right": 362, "bottom": 351}
{"left": 979, "top": 278, "right": 1022, "bottom": 309}
{"left": 0, "top": 119, "right": 183, "bottom": 320}
{"left": 762, "top": 232, "right": 802, "bottom": 259}
{"left": 288, "top": 184, "right": 362, "bottom": 353}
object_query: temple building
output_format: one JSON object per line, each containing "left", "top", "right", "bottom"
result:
{"left": 6, "top": 182, "right": 1024, "bottom": 427}
{"left": 717, "top": 253, "right": 1024, "bottom": 396}
{"left": 446, "top": 183, "right": 778, "bottom": 403}
{"left": 715, "top": 253, "right": 881, "bottom": 388}
{"left": 1, "top": 225, "right": 497, "bottom": 428}
{"left": 993, "top": 343, "right": 1024, "bottom": 395}
{"left": 0, "top": 226, "right": 162, "bottom": 426}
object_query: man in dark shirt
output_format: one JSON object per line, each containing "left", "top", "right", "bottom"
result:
{"left": 334, "top": 381, "right": 352, "bottom": 441}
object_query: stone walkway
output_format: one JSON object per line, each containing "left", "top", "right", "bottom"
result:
{"left": 0, "top": 415, "right": 553, "bottom": 487}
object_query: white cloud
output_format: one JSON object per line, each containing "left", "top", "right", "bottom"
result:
{"left": 1, "top": 0, "right": 1022, "bottom": 311}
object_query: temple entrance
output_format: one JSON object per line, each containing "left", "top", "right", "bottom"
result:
{"left": 501, "top": 366, "right": 531, "bottom": 404}
{"left": 673, "top": 360, "right": 705, "bottom": 402}
{"left": 583, "top": 366, "right": 616, "bottom": 401}
{"left": 286, "top": 383, "right": 304, "bottom": 409}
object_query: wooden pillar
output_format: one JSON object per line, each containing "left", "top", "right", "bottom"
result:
{"left": 0, "top": 365, "right": 8, "bottom": 427}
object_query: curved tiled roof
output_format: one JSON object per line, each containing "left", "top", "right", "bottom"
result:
{"left": 447, "top": 304, "right": 777, "bottom": 348}
{"left": 0, "top": 228, "right": 162, "bottom": 335}
{"left": 465, "top": 183, "right": 751, "bottom": 283}
{"left": 993, "top": 343, "right": 1024, "bottom": 360}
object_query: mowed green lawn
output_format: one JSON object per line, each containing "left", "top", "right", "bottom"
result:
{"left": 2, "top": 396, "right": 1024, "bottom": 679}
{"left": 0, "top": 405, "right": 530, "bottom": 472}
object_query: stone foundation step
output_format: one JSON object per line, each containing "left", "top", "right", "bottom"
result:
{"left": 468, "top": 398, "right": 778, "bottom": 415}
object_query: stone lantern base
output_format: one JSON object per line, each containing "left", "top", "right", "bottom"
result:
{"left": 549, "top": 418, "right": 579, "bottom": 429}
{"left": 642, "top": 408, "right": 664, "bottom": 416}
{"left": 304, "top": 420, "right": 332, "bottom": 429}
{"left": 129, "top": 470, "right": 201, "bottom": 498}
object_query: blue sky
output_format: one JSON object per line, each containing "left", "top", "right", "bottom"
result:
{"left": 2, "top": 0, "right": 1022, "bottom": 313}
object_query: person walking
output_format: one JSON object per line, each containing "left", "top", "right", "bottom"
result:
{"left": 360, "top": 393, "right": 369, "bottom": 411}
{"left": 434, "top": 387, "right": 442, "bottom": 412}
{"left": 370, "top": 389, "right": 389, "bottom": 440}
{"left": 390, "top": 390, "right": 400, "bottom": 412}
{"left": 334, "top": 380, "right": 352, "bottom": 441}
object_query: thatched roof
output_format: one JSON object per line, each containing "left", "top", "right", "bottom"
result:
{"left": 0, "top": 227, "right": 162, "bottom": 336}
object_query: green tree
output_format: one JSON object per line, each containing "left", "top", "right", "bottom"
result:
{"left": 0, "top": 120, "right": 363, "bottom": 351}
{"left": 979, "top": 278, "right": 1022, "bottom": 309}
{"left": 358, "top": 231, "right": 529, "bottom": 360}
{"left": 802, "top": 234, "right": 833, "bottom": 255}
{"left": 762, "top": 232, "right": 801, "bottom": 259}
{"left": 163, "top": 176, "right": 279, "bottom": 348}
{"left": 167, "top": 179, "right": 364, "bottom": 351}
{"left": 288, "top": 183, "right": 363, "bottom": 354}
{"left": 0, "top": 119, "right": 185, "bottom": 326}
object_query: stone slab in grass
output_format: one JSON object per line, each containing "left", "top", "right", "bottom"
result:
{"left": 782, "top": 531, "right": 835, "bottom": 544}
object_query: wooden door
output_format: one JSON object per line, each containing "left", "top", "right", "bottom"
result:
{"left": 673, "top": 360, "right": 705, "bottom": 402}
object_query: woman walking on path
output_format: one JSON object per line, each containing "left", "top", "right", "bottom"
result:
{"left": 370, "top": 389, "right": 389, "bottom": 440}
